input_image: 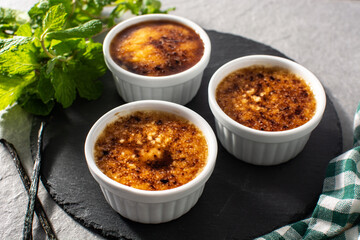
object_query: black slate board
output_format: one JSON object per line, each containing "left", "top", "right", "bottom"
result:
{"left": 39, "top": 30, "right": 343, "bottom": 240}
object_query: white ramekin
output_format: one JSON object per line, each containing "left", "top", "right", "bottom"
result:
{"left": 208, "top": 55, "right": 326, "bottom": 166}
{"left": 103, "top": 14, "right": 211, "bottom": 105}
{"left": 84, "top": 100, "right": 217, "bottom": 223}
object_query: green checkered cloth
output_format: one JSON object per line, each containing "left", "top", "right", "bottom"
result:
{"left": 257, "top": 103, "right": 360, "bottom": 240}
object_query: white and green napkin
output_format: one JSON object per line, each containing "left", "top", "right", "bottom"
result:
{"left": 258, "top": 103, "right": 360, "bottom": 239}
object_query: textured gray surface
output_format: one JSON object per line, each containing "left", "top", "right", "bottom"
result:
{"left": 0, "top": 0, "right": 359, "bottom": 239}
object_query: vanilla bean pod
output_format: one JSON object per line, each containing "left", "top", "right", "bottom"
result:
{"left": 22, "top": 121, "right": 53, "bottom": 240}
{"left": 0, "top": 138, "right": 57, "bottom": 239}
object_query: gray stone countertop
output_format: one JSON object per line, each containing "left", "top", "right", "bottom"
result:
{"left": 0, "top": 0, "right": 359, "bottom": 239}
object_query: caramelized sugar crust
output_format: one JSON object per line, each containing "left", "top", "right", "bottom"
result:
{"left": 110, "top": 20, "right": 204, "bottom": 76}
{"left": 94, "top": 111, "right": 208, "bottom": 191}
{"left": 216, "top": 66, "right": 316, "bottom": 131}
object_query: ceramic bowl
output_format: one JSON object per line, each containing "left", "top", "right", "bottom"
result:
{"left": 103, "top": 14, "right": 211, "bottom": 105}
{"left": 208, "top": 55, "right": 326, "bottom": 165}
{"left": 84, "top": 100, "right": 217, "bottom": 223}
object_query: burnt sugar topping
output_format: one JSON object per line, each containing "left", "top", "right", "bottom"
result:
{"left": 110, "top": 20, "right": 204, "bottom": 76}
{"left": 94, "top": 111, "right": 208, "bottom": 191}
{"left": 216, "top": 65, "right": 316, "bottom": 131}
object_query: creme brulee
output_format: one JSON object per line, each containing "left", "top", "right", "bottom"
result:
{"left": 216, "top": 66, "right": 316, "bottom": 131}
{"left": 109, "top": 20, "right": 204, "bottom": 76}
{"left": 94, "top": 110, "right": 208, "bottom": 191}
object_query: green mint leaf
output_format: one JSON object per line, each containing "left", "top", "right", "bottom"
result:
{"left": 74, "top": 65, "right": 103, "bottom": 100}
{"left": 108, "top": 4, "right": 126, "bottom": 27}
{"left": 42, "top": 4, "right": 67, "bottom": 33}
{"left": 29, "top": 0, "right": 74, "bottom": 28}
{"left": 0, "top": 7, "right": 29, "bottom": 24}
{"left": 38, "top": 68, "right": 54, "bottom": 103}
{"left": 45, "top": 57, "right": 58, "bottom": 76}
{"left": 143, "top": 0, "right": 175, "bottom": 14}
{"left": 51, "top": 67, "right": 76, "bottom": 108}
{"left": 73, "top": 41, "right": 106, "bottom": 100}
{"left": 18, "top": 93, "right": 55, "bottom": 116}
{"left": 15, "top": 23, "right": 33, "bottom": 37}
{"left": 142, "top": 0, "right": 161, "bottom": 14}
{"left": 0, "top": 36, "right": 33, "bottom": 54}
{"left": 50, "top": 38, "right": 81, "bottom": 56}
{"left": 33, "top": 0, "right": 50, "bottom": 11}
{"left": 0, "top": 74, "right": 24, "bottom": 110}
{"left": 0, "top": 72, "right": 35, "bottom": 110}
{"left": 32, "top": 28, "right": 43, "bottom": 47}
{"left": 0, "top": 43, "right": 39, "bottom": 76}
{"left": 16, "top": 66, "right": 55, "bottom": 115}
{"left": 125, "top": 0, "right": 143, "bottom": 15}
{"left": 46, "top": 19, "right": 103, "bottom": 40}
{"left": 0, "top": 7, "right": 30, "bottom": 38}
{"left": 28, "top": 0, "right": 50, "bottom": 27}
{"left": 117, "top": 0, "right": 174, "bottom": 16}
{"left": 79, "top": 41, "right": 107, "bottom": 74}
{"left": 0, "top": 7, "right": 18, "bottom": 23}
{"left": 49, "top": 0, "right": 73, "bottom": 15}
{"left": 79, "top": 0, "right": 107, "bottom": 16}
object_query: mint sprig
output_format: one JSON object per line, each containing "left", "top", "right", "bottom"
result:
{"left": 0, "top": 0, "right": 174, "bottom": 116}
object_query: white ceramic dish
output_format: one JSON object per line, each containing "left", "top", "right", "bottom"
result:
{"left": 103, "top": 14, "right": 211, "bottom": 105}
{"left": 208, "top": 55, "right": 326, "bottom": 166}
{"left": 84, "top": 100, "right": 217, "bottom": 223}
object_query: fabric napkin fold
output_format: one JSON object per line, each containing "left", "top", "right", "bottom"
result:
{"left": 257, "top": 103, "right": 360, "bottom": 240}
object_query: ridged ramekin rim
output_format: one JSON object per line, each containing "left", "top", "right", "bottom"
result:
{"left": 84, "top": 100, "right": 217, "bottom": 203}
{"left": 208, "top": 54, "right": 326, "bottom": 143}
